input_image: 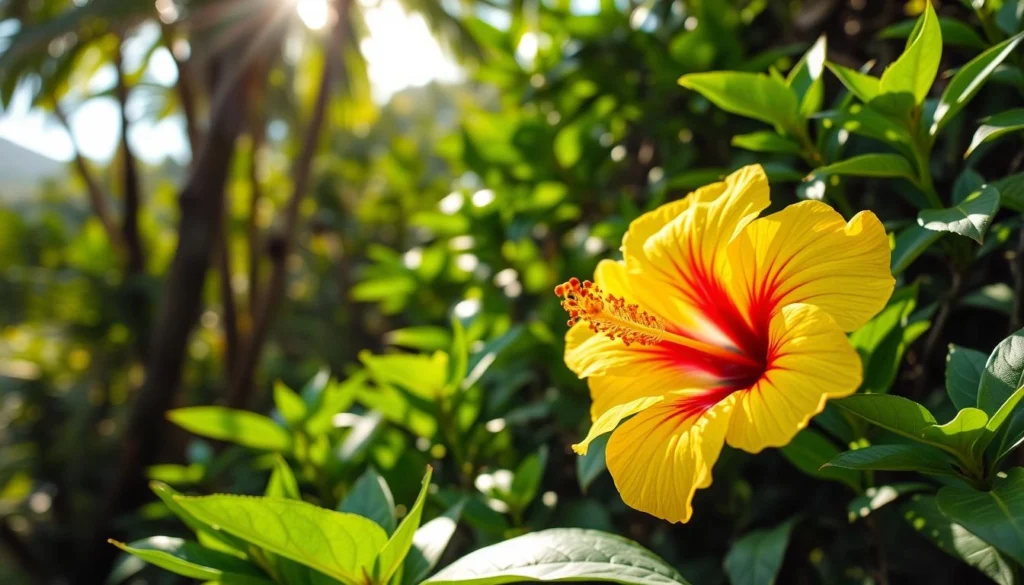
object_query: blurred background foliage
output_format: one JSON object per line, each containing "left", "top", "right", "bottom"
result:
{"left": 1, "top": 0, "right": 1024, "bottom": 584}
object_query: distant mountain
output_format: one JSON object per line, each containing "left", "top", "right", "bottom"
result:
{"left": 0, "top": 137, "right": 64, "bottom": 201}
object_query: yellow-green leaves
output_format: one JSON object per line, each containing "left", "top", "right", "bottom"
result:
{"left": 931, "top": 32, "right": 1024, "bottom": 135}
{"left": 167, "top": 407, "right": 292, "bottom": 452}
{"left": 109, "top": 537, "right": 271, "bottom": 584}
{"left": 375, "top": 468, "right": 433, "bottom": 584}
{"left": 879, "top": 0, "right": 941, "bottom": 105}
{"left": 679, "top": 72, "right": 801, "bottom": 134}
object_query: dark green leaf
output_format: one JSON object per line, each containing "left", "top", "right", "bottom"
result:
{"left": 834, "top": 394, "right": 938, "bottom": 440}
{"left": 424, "top": 528, "right": 690, "bottom": 585}
{"left": 946, "top": 344, "right": 988, "bottom": 410}
{"left": 825, "top": 444, "right": 959, "bottom": 476}
{"left": 938, "top": 468, "right": 1024, "bottom": 565}
{"left": 993, "top": 173, "right": 1024, "bottom": 213}
{"left": 812, "top": 153, "right": 918, "bottom": 183}
{"left": 847, "top": 483, "right": 930, "bottom": 522}
{"left": 401, "top": 501, "right": 465, "bottom": 585}
{"left": 918, "top": 185, "right": 1000, "bottom": 243}
{"left": 723, "top": 519, "right": 796, "bottom": 585}
{"left": 577, "top": 433, "right": 609, "bottom": 493}
{"left": 977, "top": 328, "right": 1024, "bottom": 416}
{"left": 966, "top": 109, "right": 1024, "bottom": 158}
{"left": 878, "top": 17, "right": 987, "bottom": 50}
{"left": 779, "top": 429, "right": 862, "bottom": 491}
{"left": 892, "top": 225, "right": 944, "bottom": 275}
{"left": 340, "top": 467, "right": 396, "bottom": 534}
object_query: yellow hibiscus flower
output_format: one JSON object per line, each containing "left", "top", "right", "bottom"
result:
{"left": 559, "top": 164, "right": 894, "bottom": 523}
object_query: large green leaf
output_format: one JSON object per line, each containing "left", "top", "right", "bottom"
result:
{"left": 786, "top": 36, "right": 826, "bottom": 116}
{"left": 109, "top": 537, "right": 269, "bottom": 583}
{"left": 339, "top": 467, "right": 396, "bottom": 534}
{"left": 401, "top": 501, "right": 465, "bottom": 585}
{"left": 679, "top": 72, "right": 801, "bottom": 133}
{"left": 977, "top": 328, "right": 1024, "bottom": 416}
{"left": 903, "top": 495, "right": 1014, "bottom": 585}
{"left": 376, "top": 468, "right": 432, "bottom": 584}
{"left": 994, "top": 173, "right": 1024, "bottom": 213}
{"left": 149, "top": 482, "right": 248, "bottom": 556}
{"left": 920, "top": 408, "right": 989, "bottom": 463}
{"left": 917, "top": 185, "right": 1000, "bottom": 243}
{"left": 892, "top": 225, "right": 944, "bottom": 275}
{"left": 879, "top": 1, "right": 941, "bottom": 104}
{"left": 946, "top": 345, "right": 989, "bottom": 410}
{"left": 360, "top": 350, "right": 451, "bottom": 400}
{"left": 931, "top": 31, "right": 1024, "bottom": 134}
{"left": 825, "top": 444, "right": 959, "bottom": 476}
{"left": 938, "top": 468, "right": 1024, "bottom": 565}
{"left": 175, "top": 496, "right": 388, "bottom": 585}
{"left": 723, "top": 519, "right": 796, "bottom": 585}
{"left": 423, "top": 529, "right": 690, "bottom": 585}
{"left": 966, "top": 109, "right": 1024, "bottom": 157}
{"left": 812, "top": 153, "right": 918, "bottom": 183}
{"left": 167, "top": 407, "right": 292, "bottom": 452}
{"left": 780, "top": 429, "right": 862, "bottom": 491}
{"left": 834, "top": 394, "right": 938, "bottom": 440}
{"left": 849, "top": 286, "right": 919, "bottom": 394}
{"left": 825, "top": 62, "right": 880, "bottom": 103}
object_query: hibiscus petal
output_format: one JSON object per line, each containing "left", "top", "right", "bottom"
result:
{"left": 606, "top": 393, "right": 735, "bottom": 523}
{"left": 726, "top": 303, "right": 862, "bottom": 453}
{"left": 572, "top": 394, "right": 665, "bottom": 455}
{"left": 727, "top": 200, "right": 894, "bottom": 332}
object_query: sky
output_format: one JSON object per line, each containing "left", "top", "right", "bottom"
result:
{"left": 0, "top": 0, "right": 464, "bottom": 164}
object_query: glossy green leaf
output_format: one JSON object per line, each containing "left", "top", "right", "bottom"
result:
{"left": 878, "top": 17, "right": 987, "bottom": 50}
{"left": 917, "top": 185, "right": 1000, "bottom": 243}
{"left": 993, "top": 173, "right": 1024, "bottom": 213}
{"left": 730, "top": 131, "right": 802, "bottom": 154}
{"left": 815, "top": 105, "right": 913, "bottom": 148}
{"left": 977, "top": 328, "right": 1024, "bottom": 416}
{"left": 424, "top": 528, "right": 690, "bottom": 585}
{"left": 891, "top": 225, "right": 943, "bottom": 275}
{"left": 835, "top": 394, "right": 938, "bottom": 440}
{"left": 946, "top": 344, "right": 988, "bottom": 410}
{"left": 376, "top": 467, "right": 432, "bottom": 584}
{"left": 274, "top": 382, "right": 308, "bottom": 428}
{"left": 931, "top": 31, "right": 1024, "bottom": 134}
{"left": 509, "top": 447, "right": 547, "bottom": 511}
{"left": 305, "top": 373, "right": 365, "bottom": 436}
{"left": 786, "top": 36, "right": 826, "bottom": 116}
{"left": 109, "top": 537, "right": 268, "bottom": 583}
{"left": 847, "top": 483, "right": 930, "bottom": 522}
{"left": 825, "top": 444, "right": 959, "bottom": 476}
{"left": 920, "top": 408, "right": 989, "bottom": 462}
{"left": 938, "top": 468, "right": 1024, "bottom": 565}
{"left": 679, "top": 72, "right": 801, "bottom": 133}
{"left": 903, "top": 495, "right": 1014, "bottom": 585}
{"left": 850, "top": 286, "right": 919, "bottom": 394}
{"left": 175, "top": 495, "right": 388, "bottom": 585}
{"left": 339, "top": 467, "right": 396, "bottom": 534}
{"left": 167, "top": 407, "right": 292, "bottom": 452}
{"left": 780, "top": 429, "right": 862, "bottom": 491}
{"left": 825, "top": 62, "right": 880, "bottom": 103}
{"left": 879, "top": 1, "right": 941, "bottom": 104}
{"left": 966, "top": 109, "right": 1024, "bottom": 157}
{"left": 812, "top": 153, "right": 918, "bottom": 184}
{"left": 149, "top": 482, "right": 248, "bottom": 555}
{"left": 401, "top": 501, "right": 465, "bottom": 585}
{"left": 723, "top": 519, "right": 796, "bottom": 585}
{"left": 576, "top": 433, "right": 609, "bottom": 493}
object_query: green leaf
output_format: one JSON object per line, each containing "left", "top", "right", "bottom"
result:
{"left": 983, "top": 385, "right": 1024, "bottom": 468}
{"left": 825, "top": 62, "right": 880, "bottom": 103}
{"left": 385, "top": 327, "right": 453, "bottom": 352}
{"left": 401, "top": 501, "right": 465, "bottom": 585}
{"left": 993, "top": 173, "right": 1024, "bottom": 213}
{"left": 423, "top": 528, "right": 690, "bottom": 585}
{"left": 966, "top": 109, "right": 1024, "bottom": 157}
{"left": 723, "top": 519, "right": 796, "bottom": 585}
{"left": 509, "top": 447, "right": 547, "bottom": 511}
{"left": 917, "top": 185, "right": 1000, "bottom": 243}
{"left": 306, "top": 373, "right": 365, "bottom": 436}
{"left": 850, "top": 286, "right": 919, "bottom": 394}
{"left": 109, "top": 537, "right": 268, "bottom": 583}
{"left": 825, "top": 444, "right": 959, "bottom": 476}
{"left": 167, "top": 407, "right": 292, "bottom": 452}
{"left": 879, "top": 0, "right": 942, "bottom": 104}
{"left": 946, "top": 344, "right": 989, "bottom": 410}
{"left": 938, "top": 468, "right": 1024, "bottom": 565}
{"left": 815, "top": 105, "right": 913, "bottom": 148}
{"left": 920, "top": 408, "right": 989, "bottom": 462}
{"left": 953, "top": 168, "right": 986, "bottom": 203}
{"left": 811, "top": 153, "right": 918, "bottom": 183}
{"left": 891, "top": 225, "right": 944, "bottom": 275}
{"left": 360, "top": 350, "right": 451, "bottom": 400}
{"left": 265, "top": 456, "right": 300, "bottom": 500}
{"left": 679, "top": 72, "right": 801, "bottom": 133}
{"left": 835, "top": 394, "right": 938, "bottom": 440}
{"left": 149, "top": 482, "right": 248, "bottom": 556}
{"left": 878, "top": 17, "right": 987, "bottom": 50}
{"left": 449, "top": 318, "right": 469, "bottom": 391}
{"left": 576, "top": 433, "right": 609, "bottom": 493}
{"left": 730, "top": 131, "right": 802, "bottom": 154}
{"left": 339, "top": 467, "right": 396, "bottom": 535}
{"left": 376, "top": 467, "right": 432, "bottom": 584}
{"left": 978, "top": 328, "right": 1024, "bottom": 416}
{"left": 786, "top": 36, "right": 826, "bottom": 116}
{"left": 779, "top": 429, "right": 862, "bottom": 491}
{"left": 903, "top": 495, "right": 1014, "bottom": 585}
{"left": 174, "top": 495, "right": 388, "bottom": 585}
{"left": 554, "top": 122, "right": 583, "bottom": 168}
{"left": 274, "top": 382, "right": 308, "bottom": 428}
{"left": 847, "top": 483, "right": 930, "bottom": 522}
{"left": 931, "top": 32, "right": 1024, "bottom": 135}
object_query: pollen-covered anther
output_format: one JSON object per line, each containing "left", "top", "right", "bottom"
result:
{"left": 554, "top": 277, "right": 665, "bottom": 346}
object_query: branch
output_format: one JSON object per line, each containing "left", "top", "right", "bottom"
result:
{"left": 247, "top": 117, "right": 266, "bottom": 318}
{"left": 52, "top": 100, "right": 124, "bottom": 254}
{"left": 115, "top": 34, "right": 145, "bottom": 275}
{"left": 218, "top": 214, "right": 240, "bottom": 384}
{"left": 161, "top": 22, "right": 203, "bottom": 156}
{"left": 228, "top": 0, "right": 348, "bottom": 408}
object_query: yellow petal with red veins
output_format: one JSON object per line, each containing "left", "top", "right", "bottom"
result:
{"left": 606, "top": 393, "right": 736, "bottom": 523}
{"left": 572, "top": 394, "right": 665, "bottom": 455}
{"left": 621, "top": 180, "right": 725, "bottom": 265}
{"left": 726, "top": 303, "right": 862, "bottom": 453}
{"left": 726, "top": 200, "right": 894, "bottom": 332}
